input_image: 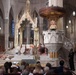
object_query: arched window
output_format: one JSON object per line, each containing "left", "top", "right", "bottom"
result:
{"left": 9, "top": 7, "right": 14, "bottom": 37}
{"left": 9, "top": 7, "right": 14, "bottom": 48}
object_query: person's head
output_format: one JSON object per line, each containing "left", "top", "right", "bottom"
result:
{"left": 40, "top": 47, "right": 45, "bottom": 54}
{"left": 46, "top": 63, "right": 52, "bottom": 69}
{"left": 50, "top": 20, "right": 56, "bottom": 25}
{"left": 35, "top": 64, "right": 42, "bottom": 70}
{"left": 59, "top": 60, "right": 64, "bottom": 66}
{"left": 70, "top": 48, "right": 73, "bottom": 52}
{"left": 24, "top": 63, "right": 29, "bottom": 71}
{"left": 21, "top": 61, "right": 26, "bottom": 65}
{"left": 44, "top": 66, "right": 50, "bottom": 73}
{"left": 36, "top": 61, "right": 40, "bottom": 64}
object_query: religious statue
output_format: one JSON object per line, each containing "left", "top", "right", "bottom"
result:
{"left": 49, "top": 20, "right": 57, "bottom": 30}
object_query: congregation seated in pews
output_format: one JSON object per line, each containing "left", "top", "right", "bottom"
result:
{"left": 0, "top": 59, "right": 74, "bottom": 75}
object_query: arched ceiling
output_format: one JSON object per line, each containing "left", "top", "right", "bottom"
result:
{"left": 10, "top": 0, "right": 76, "bottom": 15}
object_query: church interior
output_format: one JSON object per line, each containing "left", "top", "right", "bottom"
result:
{"left": 0, "top": 0, "right": 76, "bottom": 74}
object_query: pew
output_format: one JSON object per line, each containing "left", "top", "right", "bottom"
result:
{"left": 3, "top": 73, "right": 20, "bottom": 75}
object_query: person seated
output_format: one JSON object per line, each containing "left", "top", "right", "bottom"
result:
{"left": 44, "top": 66, "right": 50, "bottom": 75}
{"left": 54, "top": 60, "right": 65, "bottom": 74}
{"left": 46, "top": 63, "right": 51, "bottom": 69}
{"left": 36, "top": 61, "right": 43, "bottom": 69}
{"left": 21, "top": 63, "right": 29, "bottom": 75}
{"left": 59, "top": 67, "right": 73, "bottom": 75}
{"left": 33, "top": 64, "right": 44, "bottom": 75}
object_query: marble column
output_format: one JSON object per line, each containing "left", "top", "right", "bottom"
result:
{"left": 48, "top": 0, "right": 57, "bottom": 6}
{"left": 4, "top": 19, "right": 9, "bottom": 51}
{"left": 20, "top": 28, "right": 23, "bottom": 45}
{"left": 26, "top": 24, "right": 31, "bottom": 44}
{"left": 39, "top": 17, "right": 44, "bottom": 45}
{"left": 57, "top": 0, "right": 63, "bottom": 30}
{"left": 57, "top": 0, "right": 63, "bottom": 7}
{"left": 48, "top": 0, "right": 63, "bottom": 7}
{"left": 34, "top": 27, "right": 39, "bottom": 46}
{"left": 14, "top": 23, "right": 18, "bottom": 47}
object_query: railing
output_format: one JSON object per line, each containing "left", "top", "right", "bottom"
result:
{"left": 55, "top": 30, "right": 73, "bottom": 51}
{"left": 63, "top": 36, "right": 74, "bottom": 51}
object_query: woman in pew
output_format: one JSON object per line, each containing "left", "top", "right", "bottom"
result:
{"left": 33, "top": 64, "right": 44, "bottom": 75}
{"left": 21, "top": 63, "right": 29, "bottom": 75}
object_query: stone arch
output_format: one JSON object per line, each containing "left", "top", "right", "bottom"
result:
{"left": 33, "top": 9, "right": 39, "bottom": 27}
{"left": 9, "top": 7, "right": 14, "bottom": 49}
{"left": 33, "top": 9, "right": 38, "bottom": 18}
{"left": 18, "top": 8, "right": 24, "bottom": 21}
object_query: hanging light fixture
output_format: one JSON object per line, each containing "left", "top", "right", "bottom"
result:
{"left": 66, "top": 25, "right": 68, "bottom": 29}
{"left": 0, "top": 27, "right": 1, "bottom": 30}
{"left": 73, "top": 11, "right": 75, "bottom": 16}
{"left": 69, "top": 20, "right": 71, "bottom": 24}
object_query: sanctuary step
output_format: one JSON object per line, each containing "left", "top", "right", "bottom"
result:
{"left": 39, "top": 54, "right": 59, "bottom": 67}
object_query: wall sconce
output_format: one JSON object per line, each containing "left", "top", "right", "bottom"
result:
{"left": 73, "top": 11, "right": 75, "bottom": 16}
{"left": 66, "top": 25, "right": 68, "bottom": 29}
{"left": 0, "top": 27, "right": 1, "bottom": 30}
{"left": 69, "top": 20, "right": 71, "bottom": 24}
{"left": 18, "top": 32, "right": 20, "bottom": 35}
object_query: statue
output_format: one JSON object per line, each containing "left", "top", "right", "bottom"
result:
{"left": 49, "top": 20, "right": 57, "bottom": 30}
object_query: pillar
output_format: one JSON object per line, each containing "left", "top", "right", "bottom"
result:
{"left": 57, "top": 0, "right": 63, "bottom": 7}
{"left": 57, "top": 0, "right": 63, "bottom": 30}
{"left": 48, "top": 0, "right": 57, "bottom": 6}
{"left": 39, "top": 17, "right": 44, "bottom": 45}
{"left": 48, "top": 0, "right": 63, "bottom": 7}
{"left": 3, "top": 0, "right": 11, "bottom": 50}
{"left": 34, "top": 27, "right": 39, "bottom": 46}
{"left": 26, "top": 24, "right": 31, "bottom": 44}
{"left": 4, "top": 19, "right": 9, "bottom": 51}
{"left": 20, "top": 28, "right": 23, "bottom": 45}
{"left": 14, "top": 23, "right": 19, "bottom": 47}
